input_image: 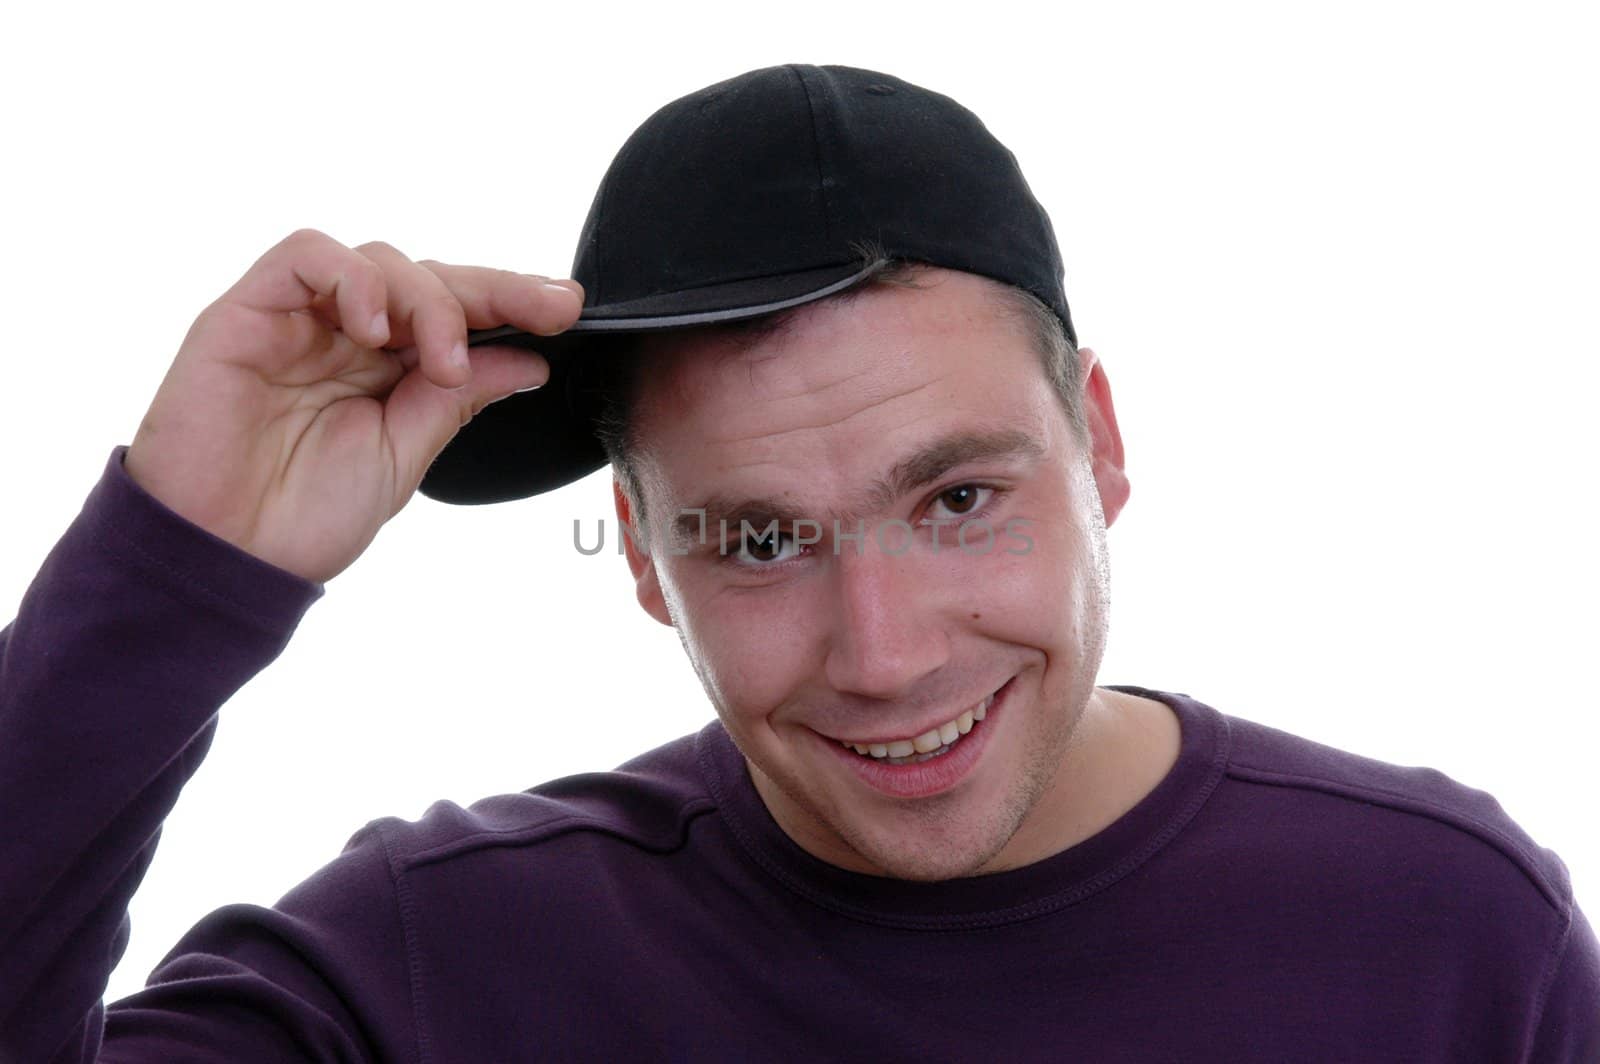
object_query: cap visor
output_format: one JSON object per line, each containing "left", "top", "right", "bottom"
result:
{"left": 423, "top": 261, "right": 882, "bottom": 504}
{"left": 464, "top": 261, "right": 877, "bottom": 348}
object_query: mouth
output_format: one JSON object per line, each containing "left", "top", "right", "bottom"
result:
{"left": 821, "top": 677, "right": 1015, "bottom": 799}
{"left": 836, "top": 689, "right": 995, "bottom": 765}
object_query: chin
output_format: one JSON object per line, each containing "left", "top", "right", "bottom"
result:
{"left": 835, "top": 793, "right": 1031, "bottom": 882}
{"left": 842, "top": 713, "right": 1085, "bottom": 881}
{"left": 857, "top": 843, "right": 1008, "bottom": 883}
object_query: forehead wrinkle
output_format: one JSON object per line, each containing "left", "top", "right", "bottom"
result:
{"left": 700, "top": 373, "right": 945, "bottom": 449}
{"left": 741, "top": 358, "right": 880, "bottom": 401}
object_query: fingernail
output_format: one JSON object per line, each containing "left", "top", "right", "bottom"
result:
{"left": 370, "top": 310, "right": 390, "bottom": 339}
{"left": 451, "top": 341, "right": 469, "bottom": 369}
{"left": 544, "top": 282, "right": 583, "bottom": 303}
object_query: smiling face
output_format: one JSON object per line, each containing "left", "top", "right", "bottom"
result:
{"left": 616, "top": 268, "right": 1131, "bottom": 881}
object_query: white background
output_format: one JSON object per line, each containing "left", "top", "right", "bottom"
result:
{"left": 1, "top": 1, "right": 1595, "bottom": 1008}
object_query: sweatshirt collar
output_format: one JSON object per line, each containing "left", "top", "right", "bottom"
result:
{"left": 695, "top": 685, "right": 1230, "bottom": 929}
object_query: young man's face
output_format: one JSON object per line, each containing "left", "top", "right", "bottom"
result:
{"left": 619, "top": 268, "right": 1127, "bottom": 881}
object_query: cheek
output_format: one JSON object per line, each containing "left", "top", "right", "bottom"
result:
{"left": 660, "top": 565, "right": 824, "bottom": 721}
{"left": 948, "top": 499, "right": 1101, "bottom": 649}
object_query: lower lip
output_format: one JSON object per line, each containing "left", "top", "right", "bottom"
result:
{"left": 822, "top": 679, "right": 1012, "bottom": 800}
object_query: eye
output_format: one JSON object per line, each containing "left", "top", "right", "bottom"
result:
{"left": 730, "top": 525, "right": 801, "bottom": 566}
{"left": 926, "top": 484, "right": 992, "bottom": 521}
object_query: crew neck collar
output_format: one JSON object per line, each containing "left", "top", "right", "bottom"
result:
{"left": 695, "top": 685, "right": 1231, "bottom": 930}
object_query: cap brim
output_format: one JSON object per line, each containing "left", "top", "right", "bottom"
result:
{"left": 418, "top": 262, "right": 877, "bottom": 504}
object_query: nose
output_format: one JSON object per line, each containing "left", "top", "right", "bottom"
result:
{"left": 822, "top": 542, "right": 951, "bottom": 701}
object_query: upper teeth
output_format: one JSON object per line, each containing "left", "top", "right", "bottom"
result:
{"left": 840, "top": 694, "right": 993, "bottom": 759}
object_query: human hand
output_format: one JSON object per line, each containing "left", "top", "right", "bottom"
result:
{"left": 125, "top": 228, "right": 582, "bottom": 583}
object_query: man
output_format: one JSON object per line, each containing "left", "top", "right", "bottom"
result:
{"left": 1, "top": 63, "right": 1594, "bottom": 1061}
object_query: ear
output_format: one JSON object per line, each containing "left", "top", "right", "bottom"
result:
{"left": 614, "top": 478, "right": 674, "bottom": 627}
{"left": 1076, "top": 346, "right": 1130, "bottom": 526}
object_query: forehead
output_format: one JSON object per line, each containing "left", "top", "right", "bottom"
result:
{"left": 627, "top": 269, "right": 1064, "bottom": 508}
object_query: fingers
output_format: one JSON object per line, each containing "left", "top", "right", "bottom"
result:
{"left": 223, "top": 228, "right": 585, "bottom": 393}
{"left": 224, "top": 228, "right": 392, "bottom": 348}
{"left": 416, "top": 260, "right": 585, "bottom": 338}
{"left": 357, "top": 244, "right": 585, "bottom": 392}
{"left": 356, "top": 240, "right": 477, "bottom": 390}
{"left": 381, "top": 344, "right": 554, "bottom": 495}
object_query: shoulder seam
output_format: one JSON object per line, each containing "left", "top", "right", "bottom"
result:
{"left": 392, "top": 796, "right": 720, "bottom": 873}
{"left": 1225, "top": 759, "right": 1564, "bottom": 912}
{"left": 1521, "top": 904, "right": 1577, "bottom": 1061}
{"left": 374, "top": 820, "right": 431, "bottom": 1064}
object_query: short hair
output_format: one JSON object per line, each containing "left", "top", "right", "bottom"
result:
{"left": 593, "top": 245, "right": 1088, "bottom": 530}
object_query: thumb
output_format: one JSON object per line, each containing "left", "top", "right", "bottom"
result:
{"left": 383, "top": 345, "right": 552, "bottom": 498}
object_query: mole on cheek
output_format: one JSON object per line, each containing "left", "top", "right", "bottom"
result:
{"left": 971, "top": 612, "right": 982, "bottom": 620}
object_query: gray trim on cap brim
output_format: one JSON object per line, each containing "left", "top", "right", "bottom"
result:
{"left": 464, "top": 263, "right": 881, "bottom": 348}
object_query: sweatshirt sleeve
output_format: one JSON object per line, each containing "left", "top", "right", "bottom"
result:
{"left": 0, "top": 445, "right": 347, "bottom": 1061}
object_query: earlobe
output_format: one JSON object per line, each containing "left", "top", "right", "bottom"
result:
{"left": 613, "top": 479, "right": 675, "bottom": 627}
{"left": 1077, "top": 346, "right": 1131, "bottom": 526}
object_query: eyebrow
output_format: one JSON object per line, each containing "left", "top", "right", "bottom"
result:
{"left": 871, "top": 428, "right": 1046, "bottom": 510}
{"left": 669, "top": 427, "right": 1047, "bottom": 547}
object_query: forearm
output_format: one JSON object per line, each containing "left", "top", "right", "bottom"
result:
{"left": 0, "top": 445, "right": 322, "bottom": 1062}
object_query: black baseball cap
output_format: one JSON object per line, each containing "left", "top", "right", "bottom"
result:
{"left": 418, "top": 63, "right": 1075, "bottom": 505}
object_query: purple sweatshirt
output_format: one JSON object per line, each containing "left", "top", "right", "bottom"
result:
{"left": 2, "top": 446, "right": 1596, "bottom": 1062}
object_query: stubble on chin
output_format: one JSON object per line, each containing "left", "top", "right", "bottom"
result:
{"left": 879, "top": 681, "right": 1100, "bottom": 881}
{"left": 746, "top": 736, "right": 1064, "bottom": 883}
{"left": 738, "top": 671, "right": 1104, "bottom": 882}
